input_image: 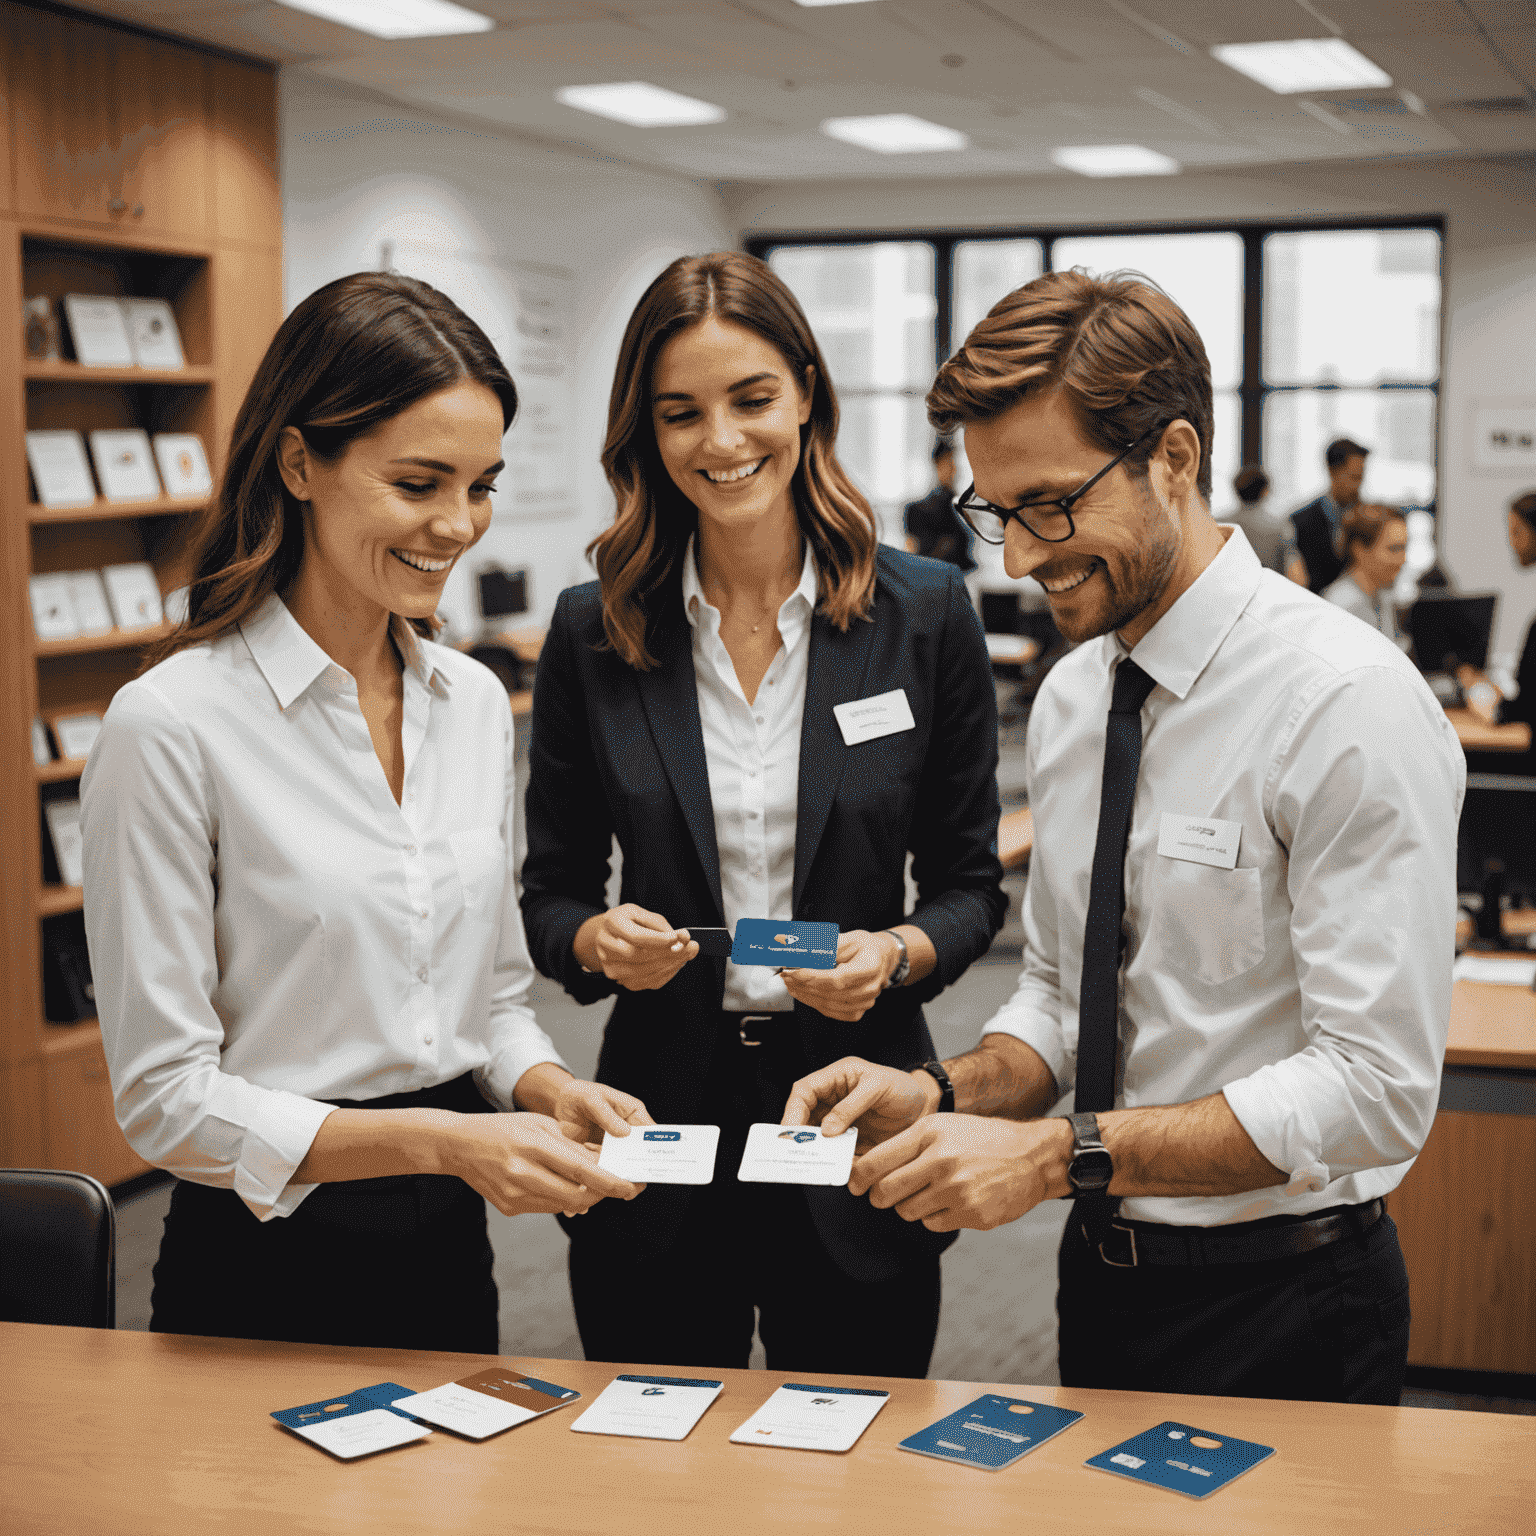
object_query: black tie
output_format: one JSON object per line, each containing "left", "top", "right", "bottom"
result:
{"left": 1075, "top": 657, "right": 1157, "bottom": 1115}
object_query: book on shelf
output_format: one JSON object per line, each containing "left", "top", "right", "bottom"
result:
{"left": 29, "top": 573, "right": 82, "bottom": 642}
{"left": 25, "top": 429, "right": 98, "bottom": 508}
{"left": 52, "top": 712, "right": 104, "bottom": 761}
{"left": 23, "top": 295, "right": 62, "bottom": 360}
{"left": 152, "top": 433, "right": 213, "bottom": 497}
{"left": 32, "top": 715, "right": 54, "bottom": 767}
{"left": 122, "top": 297, "right": 186, "bottom": 369}
{"left": 62, "top": 293, "right": 136, "bottom": 368}
{"left": 102, "top": 562, "right": 164, "bottom": 630}
{"left": 43, "top": 797, "right": 84, "bottom": 888}
{"left": 66, "top": 571, "right": 115, "bottom": 636}
{"left": 89, "top": 428, "right": 163, "bottom": 502}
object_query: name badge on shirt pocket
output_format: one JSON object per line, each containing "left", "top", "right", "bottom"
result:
{"left": 833, "top": 688, "right": 916, "bottom": 746}
{"left": 1157, "top": 812, "right": 1241, "bottom": 870}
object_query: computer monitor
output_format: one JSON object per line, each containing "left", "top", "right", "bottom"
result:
{"left": 1459, "top": 773, "right": 1536, "bottom": 905}
{"left": 477, "top": 564, "right": 528, "bottom": 628}
{"left": 1406, "top": 591, "right": 1497, "bottom": 675}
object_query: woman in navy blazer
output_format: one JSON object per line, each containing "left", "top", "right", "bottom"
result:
{"left": 521, "top": 252, "right": 1005, "bottom": 1376}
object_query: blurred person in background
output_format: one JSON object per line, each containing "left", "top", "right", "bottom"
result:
{"left": 904, "top": 438, "right": 975, "bottom": 574}
{"left": 1285, "top": 437, "right": 1369, "bottom": 593}
{"left": 1227, "top": 464, "right": 1285, "bottom": 572}
{"left": 1323, "top": 503, "right": 1410, "bottom": 650}
{"left": 1464, "top": 489, "right": 1536, "bottom": 779}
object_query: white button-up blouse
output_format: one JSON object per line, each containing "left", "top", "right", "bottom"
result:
{"left": 81, "top": 594, "right": 565, "bottom": 1221}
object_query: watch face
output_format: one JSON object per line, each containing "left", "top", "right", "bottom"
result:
{"left": 1070, "top": 1148, "right": 1113, "bottom": 1192}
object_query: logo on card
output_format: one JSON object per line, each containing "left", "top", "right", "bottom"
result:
{"left": 642, "top": 1131, "right": 680, "bottom": 1142}
{"left": 778, "top": 1130, "right": 817, "bottom": 1144}
{"left": 774, "top": 934, "right": 800, "bottom": 946}
{"left": 809, "top": 1398, "right": 837, "bottom": 1406}
{"left": 641, "top": 1388, "right": 665, "bottom": 1397}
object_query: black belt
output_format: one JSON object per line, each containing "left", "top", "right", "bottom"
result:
{"left": 723, "top": 1011, "right": 794, "bottom": 1047}
{"left": 1082, "top": 1198, "right": 1385, "bottom": 1268}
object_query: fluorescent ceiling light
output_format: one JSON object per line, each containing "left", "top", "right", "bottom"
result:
{"left": 1051, "top": 144, "right": 1179, "bottom": 177}
{"left": 821, "top": 114, "right": 969, "bottom": 154}
{"left": 555, "top": 82, "right": 726, "bottom": 127}
{"left": 1211, "top": 38, "right": 1391, "bottom": 94}
{"left": 278, "top": 0, "right": 492, "bottom": 38}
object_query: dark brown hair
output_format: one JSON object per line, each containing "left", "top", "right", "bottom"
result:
{"left": 927, "top": 267, "right": 1215, "bottom": 499}
{"left": 1511, "top": 489, "right": 1536, "bottom": 532}
{"left": 1339, "top": 502, "right": 1406, "bottom": 563}
{"left": 147, "top": 272, "right": 516, "bottom": 666}
{"left": 588, "top": 251, "right": 877, "bottom": 670}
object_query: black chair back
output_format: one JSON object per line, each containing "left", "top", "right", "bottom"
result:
{"left": 0, "top": 1169, "right": 116, "bottom": 1328}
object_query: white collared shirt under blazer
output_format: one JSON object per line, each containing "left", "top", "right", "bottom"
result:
{"left": 682, "top": 535, "right": 818, "bottom": 1013}
{"left": 81, "top": 595, "right": 564, "bottom": 1221}
{"left": 988, "top": 528, "right": 1465, "bottom": 1225}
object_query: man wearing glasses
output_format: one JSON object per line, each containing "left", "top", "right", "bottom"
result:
{"left": 782, "top": 268, "right": 1464, "bottom": 1405}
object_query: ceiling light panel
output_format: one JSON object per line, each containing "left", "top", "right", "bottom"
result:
{"left": 278, "top": 0, "right": 492, "bottom": 39}
{"left": 555, "top": 82, "right": 726, "bottom": 128}
{"left": 1051, "top": 144, "right": 1180, "bottom": 177}
{"left": 1211, "top": 38, "right": 1392, "bottom": 95}
{"left": 820, "top": 114, "right": 969, "bottom": 154}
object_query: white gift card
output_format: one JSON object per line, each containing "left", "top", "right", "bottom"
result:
{"left": 1157, "top": 812, "right": 1241, "bottom": 870}
{"left": 287, "top": 1407, "right": 430, "bottom": 1460}
{"left": 832, "top": 688, "right": 915, "bottom": 746}
{"left": 102, "top": 563, "right": 164, "bottom": 629}
{"left": 64, "top": 572, "right": 114, "bottom": 637}
{"left": 598, "top": 1123, "right": 720, "bottom": 1185}
{"left": 736, "top": 1122, "right": 857, "bottom": 1187}
{"left": 391, "top": 1369, "right": 579, "bottom": 1441}
{"left": 729, "top": 1382, "right": 889, "bottom": 1453}
{"left": 45, "top": 799, "right": 84, "bottom": 886}
{"left": 29, "top": 574, "right": 81, "bottom": 641}
{"left": 89, "top": 429, "right": 162, "bottom": 502}
{"left": 121, "top": 298, "right": 185, "bottom": 369}
{"left": 53, "top": 712, "right": 103, "bottom": 761}
{"left": 26, "top": 430, "right": 97, "bottom": 508}
{"left": 62, "top": 294, "right": 134, "bottom": 367}
{"left": 569, "top": 1374, "right": 724, "bottom": 1442}
{"left": 152, "top": 433, "right": 212, "bottom": 496}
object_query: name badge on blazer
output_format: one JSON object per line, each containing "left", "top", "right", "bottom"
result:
{"left": 833, "top": 688, "right": 916, "bottom": 746}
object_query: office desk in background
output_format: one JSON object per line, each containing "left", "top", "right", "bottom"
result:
{"left": 1446, "top": 707, "right": 1531, "bottom": 754}
{"left": 2, "top": 1324, "right": 1530, "bottom": 1535}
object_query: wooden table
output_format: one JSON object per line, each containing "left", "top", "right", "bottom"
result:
{"left": 1446, "top": 706, "right": 1530, "bottom": 753}
{"left": 1386, "top": 966, "right": 1536, "bottom": 1374}
{"left": 2, "top": 1324, "right": 1529, "bottom": 1535}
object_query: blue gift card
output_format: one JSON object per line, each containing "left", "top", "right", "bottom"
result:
{"left": 899, "top": 1394, "right": 1084, "bottom": 1471}
{"left": 271, "top": 1382, "right": 423, "bottom": 1430}
{"left": 731, "top": 917, "right": 839, "bottom": 970}
{"left": 1085, "top": 1420, "right": 1274, "bottom": 1499}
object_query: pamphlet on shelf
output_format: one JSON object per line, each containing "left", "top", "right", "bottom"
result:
{"left": 23, "top": 295, "right": 61, "bottom": 360}
{"left": 121, "top": 298, "right": 185, "bottom": 369}
{"left": 44, "top": 798, "right": 84, "bottom": 887}
{"left": 152, "top": 433, "right": 212, "bottom": 496}
{"left": 62, "top": 294, "right": 135, "bottom": 367}
{"left": 89, "top": 429, "right": 162, "bottom": 502}
{"left": 65, "top": 572, "right": 115, "bottom": 637}
{"left": 25, "top": 430, "right": 97, "bottom": 508}
{"left": 32, "top": 716, "right": 54, "bottom": 767}
{"left": 164, "top": 586, "right": 190, "bottom": 625}
{"left": 52, "top": 712, "right": 104, "bottom": 761}
{"left": 29, "top": 574, "right": 81, "bottom": 642}
{"left": 102, "top": 563, "right": 164, "bottom": 630}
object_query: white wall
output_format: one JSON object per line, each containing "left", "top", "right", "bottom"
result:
{"left": 728, "top": 156, "right": 1536, "bottom": 661}
{"left": 281, "top": 72, "right": 734, "bottom": 634}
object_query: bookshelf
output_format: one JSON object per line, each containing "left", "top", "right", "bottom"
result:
{"left": 0, "top": 1, "right": 283, "bottom": 1186}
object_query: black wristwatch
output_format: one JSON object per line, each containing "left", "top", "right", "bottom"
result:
{"left": 1061, "top": 1111, "right": 1113, "bottom": 1196}
{"left": 881, "top": 929, "right": 910, "bottom": 989}
{"left": 912, "top": 1060, "right": 954, "bottom": 1114}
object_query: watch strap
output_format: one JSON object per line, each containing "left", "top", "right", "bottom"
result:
{"left": 913, "top": 1060, "right": 954, "bottom": 1114}
{"left": 881, "top": 929, "right": 910, "bottom": 989}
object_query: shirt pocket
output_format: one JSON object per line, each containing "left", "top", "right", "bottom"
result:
{"left": 449, "top": 826, "right": 505, "bottom": 919}
{"left": 1150, "top": 860, "right": 1265, "bottom": 986}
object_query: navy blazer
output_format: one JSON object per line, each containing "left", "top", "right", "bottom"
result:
{"left": 520, "top": 546, "right": 1006, "bottom": 1281}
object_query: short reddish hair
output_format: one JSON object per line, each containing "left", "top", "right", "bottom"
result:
{"left": 927, "top": 268, "right": 1215, "bottom": 499}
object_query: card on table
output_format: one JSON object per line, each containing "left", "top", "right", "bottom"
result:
{"left": 272, "top": 1382, "right": 430, "bottom": 1459}
{"left": 736, "top": 1121, "right": 857, "bottom": 1186}
{"left": 569, "top": 1375, "right": 724, "bottom": 1442}
{"left": 899, "top": 1394, "right": 1084, "bottom": 1471}
{"left": 1085, "top": 1420, "right": 1275, "bottom": 1499}
{"left": 390, "top": 1369, "right": 579, "bottom": 1440}
{"left": 729, "top": 1382, "right": 889, "bottom": 1453}
{"left": 730, "top": 917, "right": 838, "bottom": 970}
{"left": 598, "top": 1123, "right": 720, "bottom": 1185}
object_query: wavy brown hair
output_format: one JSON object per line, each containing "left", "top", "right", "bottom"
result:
{"left": 927, "top": 267, "right": 1215, "bottom": 500}
{"left": 588, "top": 251, "right": 877, "bottom": 670}
{"left": 1339, "top": 502, "right": 1405, "bottom": 564}
{"left": 146, "top": 272, "right": 516, "bottom": 667}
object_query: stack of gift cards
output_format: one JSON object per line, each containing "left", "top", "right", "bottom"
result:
{"left": 272, "top": 1383, "right": 431, "bottom": 1460}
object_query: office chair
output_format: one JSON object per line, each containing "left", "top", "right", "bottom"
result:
{"left": 0, "top": 1169, "right": 116, "bottom": 1328}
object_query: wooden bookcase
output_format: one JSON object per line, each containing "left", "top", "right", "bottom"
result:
{"left": 0, "top": 2, "right": 282, "bottom": 1186}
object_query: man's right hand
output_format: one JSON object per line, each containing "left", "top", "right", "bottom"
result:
{"left": 573, "top": 904, "right": 699, "bottom": 991}
{"left": 780, "top": 1055, "right": 938, "bottom": 1151}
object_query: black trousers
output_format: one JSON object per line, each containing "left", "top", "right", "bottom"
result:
{"left": 150, "top": 1074, "right": 498, "bottom": 1353}
{"left": 569, "top": 1026, "right": 942, "bottom": 1378}
{"left": 1057, "top": 1205, "right": 1412, "bottom": 1404}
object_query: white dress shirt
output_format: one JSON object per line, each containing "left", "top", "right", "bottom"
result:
{"left": 1322, "top": 570, "right": 1411, "bottom": 651}
{"left": 683, "top": 536, "right": 818, "bottom": 1013}
{"left": 988, "top": 528, "right": 1465, "bottom": 1225}
{"left": 81, "top": 594, "right": 565, "bottom": 1222}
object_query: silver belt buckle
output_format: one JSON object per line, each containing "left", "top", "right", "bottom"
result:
{"left": 1098, "top": 1221, "right": 1139, "bottom": 1268}
{"left": 738, "top": 1014, "right": 774, "bottom": 1047}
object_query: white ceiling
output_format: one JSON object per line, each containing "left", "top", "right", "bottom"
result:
{"left": 67, "top": 0, "right": 1536, "bottom": 182}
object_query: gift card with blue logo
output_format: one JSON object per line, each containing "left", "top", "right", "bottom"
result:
{"left": 598, "top": 1123, "right": 720, "bottom": 1184}
{"left": 731, "top": 918, "right": 839, "bottom": 970}
{"left": 273, "top": 1383, "right": 431, "bottom": 1459}
{"left": 899, "top": 1394, "right": 1084, "bottom": 1471}
{"left": 1085, "top": 1421, "right": 1274, "bottom": 1499}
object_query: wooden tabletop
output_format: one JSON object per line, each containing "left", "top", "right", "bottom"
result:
{"left": 1448, "top": 969, "right": 1536, "bottom": 1069}
{"left": 3, "top": 1324, "right": 1529, "bottom": 1535}
{"left": 1445, "top": 706, "right": 1530, "bottom": 753}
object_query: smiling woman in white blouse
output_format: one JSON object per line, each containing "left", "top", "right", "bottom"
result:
{"left": 81, "top": 272, "right": 648, "bottom": 1352}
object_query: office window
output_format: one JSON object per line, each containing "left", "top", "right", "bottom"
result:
{"left": 951, "top": 239, "right": 1044, "bottom": 351}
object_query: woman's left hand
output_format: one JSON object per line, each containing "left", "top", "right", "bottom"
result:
{"left": 781, "top": 929, "right": 901, "bottom": 1022}
{"left": 551, "top": 1078, "right": 656, "bottom": 1148}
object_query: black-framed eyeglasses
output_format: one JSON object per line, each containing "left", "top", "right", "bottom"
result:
{"left": 953, "top": 425, "right": 1160, "bottom": 546}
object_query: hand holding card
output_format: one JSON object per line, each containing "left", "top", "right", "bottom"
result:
{"left": 737, "top": 1121, "right": 857, "bottom": 1186}
{"left": 599, "top": 1124, "right": 719, "bottom": 1185}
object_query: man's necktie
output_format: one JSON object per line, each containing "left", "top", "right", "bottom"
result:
{"left": 1075, "top": 657, "right": 1157, "bottom": 1115}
